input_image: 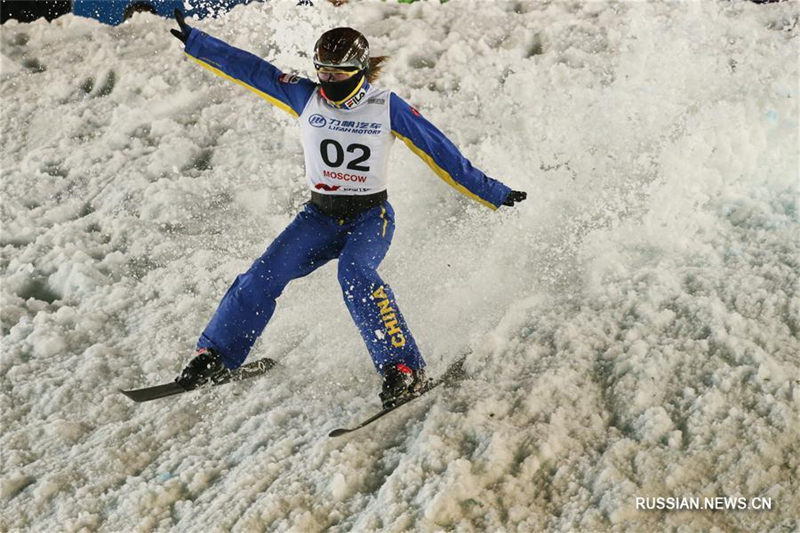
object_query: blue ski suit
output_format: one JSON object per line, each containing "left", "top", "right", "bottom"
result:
{"left": 182, "top": 28, "right": 513, "bottom": 373}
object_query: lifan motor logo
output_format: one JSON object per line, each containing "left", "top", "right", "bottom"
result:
{"left": 309, "top": 114, "right": 327, "bottom": 128}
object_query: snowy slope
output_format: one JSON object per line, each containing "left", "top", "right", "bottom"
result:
{"left": 1, "top": 0, "right": 799, "bottom": 530}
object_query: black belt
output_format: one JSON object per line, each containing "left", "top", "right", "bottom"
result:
{"left": 310, "top": 190, "right": 387, "bottom": 220}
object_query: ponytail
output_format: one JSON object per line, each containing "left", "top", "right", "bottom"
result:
{"left": 366, "top": 56, "right": 388, "bottom": 83}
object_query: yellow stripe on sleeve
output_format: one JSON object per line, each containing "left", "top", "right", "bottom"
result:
{"left": 186, "top": 53, "right": 298, "bottom": 118}
{"left": 380, "top": 206, "right": 388, "bottom": 237}
{"left": 392, "top": 131, "right": 498, "bottom": 210}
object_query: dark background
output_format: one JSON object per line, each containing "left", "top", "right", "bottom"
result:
{"left": 1, "top": 1, "right": 73, "bottom": 23}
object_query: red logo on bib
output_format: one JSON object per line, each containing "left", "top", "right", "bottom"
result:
{"left": 315, "top": 183, "right": 341, "bottom": 191}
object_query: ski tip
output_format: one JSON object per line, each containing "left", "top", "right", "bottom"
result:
{"left": 119, "top": 389, "right": 139, "bottom": 401}
{"left": 328, "top": 428, "right": 350, "bottom": 438}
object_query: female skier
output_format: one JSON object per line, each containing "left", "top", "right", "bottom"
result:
{"left": 169, "top": 11, "right": 526, "bottom": 408}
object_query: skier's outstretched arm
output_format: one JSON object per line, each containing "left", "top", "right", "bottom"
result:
{"left": 170, "top": 10, "right": 315, "bottom": 118}
{"left": 389, "top": 93, "right": 526, "bottom": 209}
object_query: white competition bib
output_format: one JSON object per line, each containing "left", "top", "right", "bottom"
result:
{"left": 298, "top": 86, "right": 395, "bottom": 195}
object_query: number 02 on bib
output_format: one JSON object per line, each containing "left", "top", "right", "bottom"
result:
{"left": 300, "top": 88, "right": 395, "bottom": 196}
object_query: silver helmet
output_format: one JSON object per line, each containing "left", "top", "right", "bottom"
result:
{"left": 313, "top": 27, "right": 369, "bottom": 71}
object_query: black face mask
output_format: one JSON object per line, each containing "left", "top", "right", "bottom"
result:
{"left": 320, "top": 72, "right": 365, "bottom": 103}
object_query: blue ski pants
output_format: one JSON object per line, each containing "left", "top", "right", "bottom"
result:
{"left": 197, "top": 201, "right": 425, "bottom": 374}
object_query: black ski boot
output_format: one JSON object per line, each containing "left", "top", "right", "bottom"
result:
{"left": 379, "top": 362, "right": 428, "bottom": 409}
{"left": 176, "top": 348, "right": 229, "bottom": 390}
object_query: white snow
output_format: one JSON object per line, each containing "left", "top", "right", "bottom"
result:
{"left": 1, "top": 0, "right": 799, "bottom": 530}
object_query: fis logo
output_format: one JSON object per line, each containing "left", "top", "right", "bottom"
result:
{"left": 309, "top": 114, "right": 327, "bottom": 128}
{"left": 340, "top": 85, "right": 368, "bottom": 110}
{"left": 344, "top": 91, "right": 367, "bottom": 109}
{"left": 372, "top": 286, "right": 406, "bottom": 348}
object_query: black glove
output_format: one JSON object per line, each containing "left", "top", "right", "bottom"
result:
{"left": 502, "top": 190, "right": 527, "bottom": 207}
{"left": 170, "top": 9, "right": 190, "bottom": 44}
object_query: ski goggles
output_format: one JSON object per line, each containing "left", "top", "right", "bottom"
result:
{"left": 314, "top": 65, "right": 360, "bottom": 82}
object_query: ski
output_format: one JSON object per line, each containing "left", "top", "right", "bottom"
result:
{"left": 120, "top": 357, "right": 278, "bottom": 402}
{"left": 329, "top": 355, "right": 468, "bottom": 437}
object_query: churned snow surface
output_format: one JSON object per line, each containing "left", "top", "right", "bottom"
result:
{"left": 1, "top": 0, "right": 799, "bottom": 531}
